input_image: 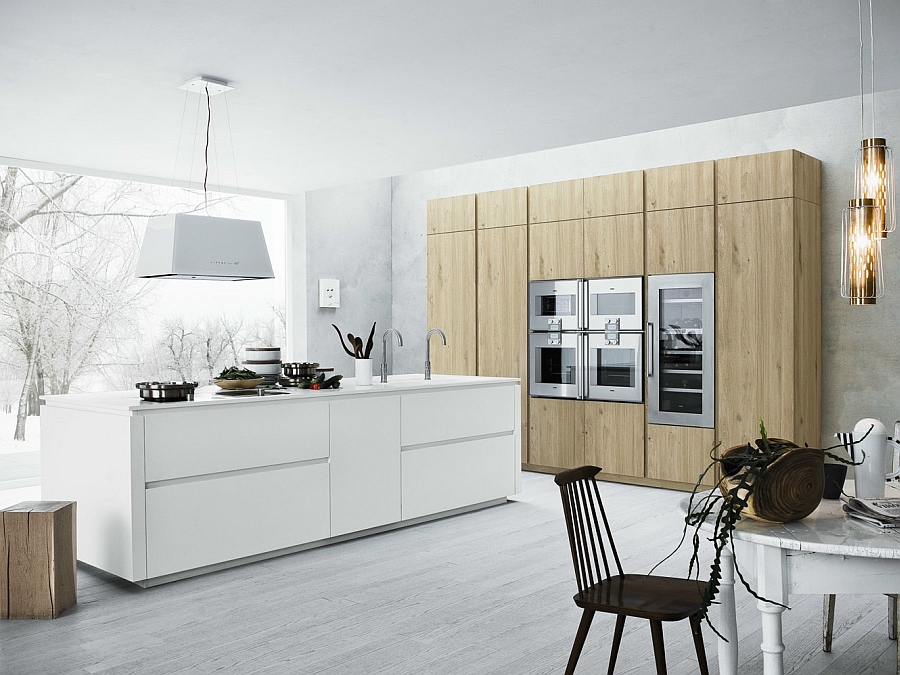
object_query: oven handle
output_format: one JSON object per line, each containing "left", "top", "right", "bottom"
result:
{"left": 647, "top": 322, "right": 654, "bottom": 378}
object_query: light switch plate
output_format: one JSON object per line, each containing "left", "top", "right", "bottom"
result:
{"left": 319, "top": 279, "right": 340, "bottom": 308}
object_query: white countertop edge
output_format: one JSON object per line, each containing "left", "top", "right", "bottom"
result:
{"left": 40, "top": 374, "right": 520, "bottom": 414}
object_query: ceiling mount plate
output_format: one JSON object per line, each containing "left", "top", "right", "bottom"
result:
{"left": 178, "top": 76, "right": 233, "bottom": 96}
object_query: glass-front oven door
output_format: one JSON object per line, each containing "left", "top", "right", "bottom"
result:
{"left": 528, "top": 279, "right": 582, "bottom": 332}
{"left": 585, "top": 332, "right": 643, "bottom": 403}
{"left": 648, "top": 272, "right": 715, "bottom": 427}
{"left": 585, "top": 276, "right": 643, "bottom": 332}
{"left": 529, "top": 332, "right": 581, "bottom": 399}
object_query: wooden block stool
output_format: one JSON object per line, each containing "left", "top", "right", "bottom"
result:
{"left": 1, "top": 501, "right": 76, "bottom": 619}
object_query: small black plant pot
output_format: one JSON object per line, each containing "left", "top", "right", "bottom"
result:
{"left": 823, "top": 463, "right": 848, "bottom": 499}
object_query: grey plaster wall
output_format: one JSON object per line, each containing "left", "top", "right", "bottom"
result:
{"left": 305, "top": 178, "right": 392, "bottom": 375}
{"left": 389, "top": 90, "right": 900, "bottom": 447}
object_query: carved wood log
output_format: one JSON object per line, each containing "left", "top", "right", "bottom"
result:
{"left": 1, "top": 501, "right": 76, "bottom": 619}
{"left": 719, "top": 446, "right": 824, "bottom": 523}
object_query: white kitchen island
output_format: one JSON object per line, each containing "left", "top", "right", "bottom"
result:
{"left": 41, "top": 374, "right": 520, "bottom": 587}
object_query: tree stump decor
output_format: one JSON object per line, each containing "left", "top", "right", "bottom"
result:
{"left": 719, "top": 443, "right": 825, "bottom": 523}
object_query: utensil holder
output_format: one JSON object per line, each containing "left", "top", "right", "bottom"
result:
{"left": 355, "top": 359, "right": 372, "bottom": 386}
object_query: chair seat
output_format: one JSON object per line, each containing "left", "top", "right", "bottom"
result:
{"left": 575, "top": 574, "right": 709, "bottom": 622}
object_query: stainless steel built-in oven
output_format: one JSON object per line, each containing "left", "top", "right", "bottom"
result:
{"left": 528, "top": 279, "right": 582, "bottom": 332}
{"left": 585, "top": 331, "right": 643, "bottom": 403}
{"left": 647, "top": 272, "right": 715, "bottom": 427}
{"left": 529, "top": 331, "right": 581, "bottom": 399}
{"left": 528, "top": 276, "right": 644, "bottom": 403}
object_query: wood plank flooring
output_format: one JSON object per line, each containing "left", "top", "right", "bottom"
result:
{"left": 1, "top": 472, "right": 898, "bottom": 674}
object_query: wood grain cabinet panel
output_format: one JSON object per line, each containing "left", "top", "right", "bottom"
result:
{"left": 645, "top": 161, "right": 715, "bottom": 211}
{"left": 528, "top": 398, "right": 584, "bottom": 470}
{"left": 584, "top": 214, "right": 644, "bottom": 278}
{"left": 583, "top": 401, "right": 645, "bottom": 478}
{"left": 476, "top": 187, "right": 527, "bottom": 229}
{"left": 716, "top": 149, "right": 822, "bottom": 205}
{"left": 427, "top": 230, "right": 476, "bottom": 375}
{"left": 646, "top": 424, "right": 717, "bottom": 487}
{"left": 427, "top": 194, "right": 475, "bottom": 234}
{"left": 528, "top": 179, "right": 583, "bottom": 223}
{"left": 528, "top": 219, "right": 584, "bottom": 280}
{"left": 477, "top": 225, "right": 528, "bottom": 461}
{"left": 716, "top": 198, "right": 820, "bottom": 450}
{"left": 645, "top": 206, "right": 715, "bottom": 275}
{"left": 584, "top": 170, "right": 644, "bottom": 217}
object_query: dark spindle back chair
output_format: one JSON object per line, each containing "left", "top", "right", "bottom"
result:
{"left": 555, "top": 466, "right": 710, "bottom": 675}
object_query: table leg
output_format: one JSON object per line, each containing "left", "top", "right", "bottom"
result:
{"left": 717, "top": 546, "right": 739, "bottom": 675}
{"left": 756, "top": 544, "right": 788, "bottom": 675}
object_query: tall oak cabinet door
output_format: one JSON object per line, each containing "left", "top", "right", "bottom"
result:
{"left": 716, "top": 198, "right": 820, "bottom": 449}
{"left": 477, "top": 223, "right": 528, "bottom": 462}
{"left": 427, "top": 230, "right": 477, "bottom": 375}
{"left": 529, "top": 398, "right": 584, "bottom": 470}
{"left": 584, "top": 214, "right": 644, "bottom": 277}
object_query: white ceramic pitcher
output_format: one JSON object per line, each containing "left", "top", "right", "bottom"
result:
{"left": 853, "top": 417, "right": 888, "bottom": 498}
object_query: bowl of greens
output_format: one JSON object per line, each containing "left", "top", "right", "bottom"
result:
{"left": 214, "top": 366, "right": 264, "bottom": 390}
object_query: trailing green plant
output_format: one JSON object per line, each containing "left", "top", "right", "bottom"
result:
{"left": 653, "top": 418, "right": 866, "bottom": 640}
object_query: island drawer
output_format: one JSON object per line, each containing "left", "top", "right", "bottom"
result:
{"left": 143, "top": 401, "right": 329, "bottom": 482}
{"left": 401, "top": 434, "right": 516, "bottom": 520}
{"left": 145, "top": 461, "right": 330, "bottom": 578}
{"left": 400, "top": 387, "right": 515, "bottom": 447}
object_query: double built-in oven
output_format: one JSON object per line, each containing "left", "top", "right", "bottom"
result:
{"left": 528, "top": 273, "right": 715, "bottom": 428}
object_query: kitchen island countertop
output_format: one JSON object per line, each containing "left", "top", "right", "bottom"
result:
{"left": 41, "top": 374, "right": 519, "bottom": 414}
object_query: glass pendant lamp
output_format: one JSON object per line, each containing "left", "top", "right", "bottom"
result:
{"left": 841, "top": 198, "right": 883, "bottom": 305}
{"left": 855, "top": 138, "right": 895, "bottom": 237}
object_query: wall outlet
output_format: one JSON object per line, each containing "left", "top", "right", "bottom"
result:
{"left": 319, "top": 279, "right": 340, "bottom": 308}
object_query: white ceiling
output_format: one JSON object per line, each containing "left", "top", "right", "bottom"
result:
{"left": 2, "top": 1, "right": 899, "bottom": 196}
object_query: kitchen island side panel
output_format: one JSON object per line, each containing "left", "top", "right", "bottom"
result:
{"left": 40, "top": 405, "right": 146, "bottom": 582}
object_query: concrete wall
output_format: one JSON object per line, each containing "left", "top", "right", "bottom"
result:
{"left": 304, "top": 178, "right": 393, "bottom": 375}
{"left": 385, "top": 90, "right": 900, "bottom": 447}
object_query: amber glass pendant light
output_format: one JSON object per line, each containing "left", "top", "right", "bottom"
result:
{"left": 855, "top": 138, "right": 895, "bottom": 237}
{"left": 841, "top": 198, "right": 883, "bottom": 305}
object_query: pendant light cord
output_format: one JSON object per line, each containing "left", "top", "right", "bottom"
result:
{"left": 203, "top": 85, "right": 211, "bottom": 214}
{"left": 870, "top": 0, "right": 876, "bottom": 137}
{"left": 858, "top": 0, "right": 865, "bottom": 140}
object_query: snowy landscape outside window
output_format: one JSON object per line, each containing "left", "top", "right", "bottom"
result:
{"left": 0, "top": 165, "right": 286, "bottom": 504}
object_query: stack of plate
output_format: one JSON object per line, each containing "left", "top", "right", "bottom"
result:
{"left": 244, "top": 346, "right": 282, "bottom": 385}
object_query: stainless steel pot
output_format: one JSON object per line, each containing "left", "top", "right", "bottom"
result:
{"left": 136, "top": 381, "right": 198, "bottom": 402}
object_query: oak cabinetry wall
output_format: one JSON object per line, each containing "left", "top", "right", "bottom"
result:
{"left": 426, "top": 150, "right": 821, "bottom": 491}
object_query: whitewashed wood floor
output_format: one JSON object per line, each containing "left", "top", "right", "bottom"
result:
{"left": 2, "top": 471, "right": 898, "bottom": 674}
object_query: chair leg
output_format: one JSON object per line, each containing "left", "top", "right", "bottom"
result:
{"left": 565, "top": 609, "right": 595, "bottom": 675}
{"left": 649, "top": 619, "right": 667, "bottom": 675}
{"left": 823, "top": 594, "right": 836, "bottom": 652}
{"left": 888, "top": 594, "right": 898, "bottom": 640}
{"left": 689, "top": 615, "right": 710, "bottom": 675}
{"left": 607, "top": 615, "right": 626, "bottom": 675}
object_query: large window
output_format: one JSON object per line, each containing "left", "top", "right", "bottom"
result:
{"left": 0, "top": 165, "right": 286, "bottom": 505}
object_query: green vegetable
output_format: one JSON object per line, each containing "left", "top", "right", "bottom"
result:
{"left": 296, "top": 380, "right": 311, "bottom": 389}
{"left": 321, "top": 375, "right": 343, "bottom": 389}
{"left": 216, "top": 366, "right": 259, "bottom": 380}
{"left": 312, "top": 372, "right": 326, "bottom": 385}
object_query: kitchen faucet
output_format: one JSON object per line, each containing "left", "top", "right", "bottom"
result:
{"left": 380, "top": 329, "right": 403, "bottom": 383}
{"left": 424, "top": 328, "right": 447, "bottom": 380}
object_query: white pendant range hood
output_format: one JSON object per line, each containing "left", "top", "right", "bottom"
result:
{"left": 135, "top": 213, "right": 274, "bottom": 281}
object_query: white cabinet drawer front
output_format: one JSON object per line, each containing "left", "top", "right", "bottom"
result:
{"left": 144, "top": 401, "right": 329, "bottom": 481}
{"left": 145, "top": 462, "right": 329, "bottom": 579}
{"left": 401, "top": 386, "right": 515, "bottom": 446}
{"left": 330, "top": 397, "right": 401, "bottom": 536}
{"left": 402, "top": 435, "right": 516, "bottom": 520}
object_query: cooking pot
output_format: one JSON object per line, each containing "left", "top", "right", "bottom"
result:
{"left": 282, "top": 362, "right": 320, "bottom": 378}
